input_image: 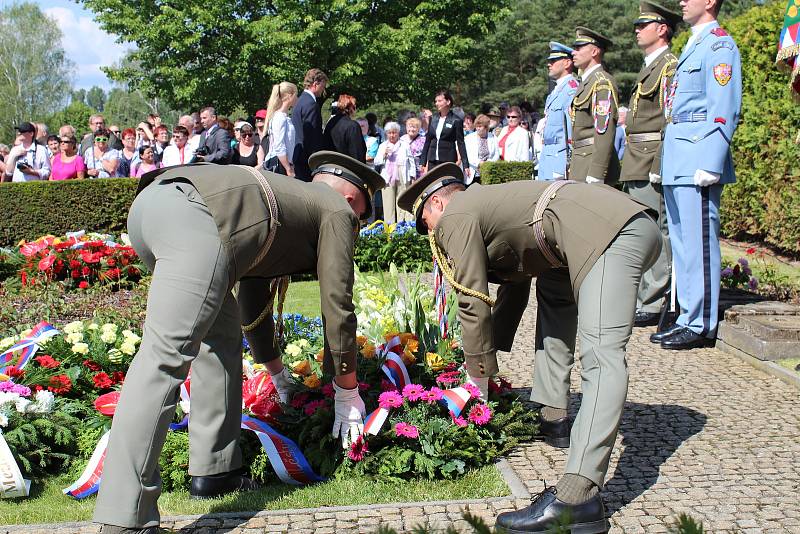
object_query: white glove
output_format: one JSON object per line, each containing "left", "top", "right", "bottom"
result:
{"left": 693, "top": 169, "right": 720, "bottom": 187}
{"left": 332, "top": 382, "right": 366, "bottom": 449}
{"left": 649, "top": 172, "right": 662, "bottom": 184}
{"left": 586, "top": 175, "right": 604, "bottom": 184}
{"left": 465, "top": 375, "right": 489, "bottom": 401}
{"left": 269, "top": 367, "right": 295, "bottom": 404}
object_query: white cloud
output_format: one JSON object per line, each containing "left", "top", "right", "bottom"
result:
{"left": 44, "top": 5, "right": 132, "bottom": 90}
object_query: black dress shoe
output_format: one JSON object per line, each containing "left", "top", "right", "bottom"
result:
{"left": 633, "top": 311, "right": 660, "bottom": 327}
{"left": 190, "top": 470, "right": 260, "bottom": 499}
{"left": 537, "top": 415, "right": 571, "bottom": 448}
{"left": 495, "top": 486, "right": 608, "bottom": 533}
{"left": 649, "top": 322, "right": 683, "bottom": 343}
{"left": 660, "top": 327, "right": 713, "bottom": 350}
{"left": 98, "top": 526, "right": 159, "bottom": 534}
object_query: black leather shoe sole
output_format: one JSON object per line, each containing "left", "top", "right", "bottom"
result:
{"left": 497, "top": 519, "right": 609, "bottom": 534}
{"left": 634, "top": 311, "right": 660, "bottom": 327}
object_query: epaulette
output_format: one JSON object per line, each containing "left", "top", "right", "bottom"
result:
{"left": 711, "top": 27, "right": 728, "bottom": 37}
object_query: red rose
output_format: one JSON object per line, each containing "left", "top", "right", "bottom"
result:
{"left": 6, "top": 367, "right": 25, "bottom": 379}
{"left": 242, "top": 372, "right": 282, "bottom": 422}
{"left": 47, "top": 374, "right": 72, "bottom": 394}
{"left": 79, "top": 281, "right": 89, "bottom": 289}
{"left": 111, "top": 371, "right": 125, "bottom": 384}
{"left": 35, "top": 354, "right": 60, "bottom": 369}
{"left": 746, "top": 247, "right": 756, "bottom": 255}
{"left": 92, "top": 372, "right": 114, "bottom": 389}
{"left": 83, "top": 360, "right": 102, "bottom": 371}
{"left": 105, "top": 268, "right": 121, "bottom": 280}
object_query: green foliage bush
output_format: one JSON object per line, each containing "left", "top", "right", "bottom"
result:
{"left": 0, "top": 179, "right": 136, "bottom": 247}
{"left": 355, "top": 222, "right": 432, "bottom": 272}
{"left": 479, "top": 161, "right": 534, "bottom": 184}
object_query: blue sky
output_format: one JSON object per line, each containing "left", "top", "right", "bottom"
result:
{"left": 1, "top": 0, "right": 131, "bottom": 90}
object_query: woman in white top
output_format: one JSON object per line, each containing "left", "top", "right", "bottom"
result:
{"left": 463, "top": 114, "right": 500, "bottom": 184}
{"left": 496, "top": 105, "right": 531, "bottom": 162}
{"left": 84, "top": 129, "right": 120, "bottom": 178}
{"left": 264, "top": 81, "right": 298, "bottom": 177}
{"left": 374, "top": 122, "right": 413, "bottom": 223}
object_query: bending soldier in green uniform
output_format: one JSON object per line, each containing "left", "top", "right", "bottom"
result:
{"left": 622, "top": 1, "right": 681, "bottom": 328}
{"left": 398, "top": 164, "right": 660, "bottom": 533}
{"left": 93, "top": 153, "right": 385, "bottom": 533}
{"left": 569, "top": 27, "right": 621, "bottom": 184}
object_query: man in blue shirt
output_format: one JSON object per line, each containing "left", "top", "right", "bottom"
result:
{"left": 537, "top": 42, "right": 579, "bottom": 181}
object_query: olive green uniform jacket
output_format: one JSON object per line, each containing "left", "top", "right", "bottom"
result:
{"left": 570, "top": 67, "right": 621, "bottom": 184}
{"left": 433, "top": 181, "right": 647, "bottom": 377}
{"left": 137, "top": 163, "right": 359, "bottom": 375}
{"left": 620, "top": 48, "right": 677, "bottom": 181}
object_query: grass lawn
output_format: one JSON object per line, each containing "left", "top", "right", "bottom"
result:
{"left": 0, "top": 466, "right": 507, "bottom": 525}
{"left": 776, "top": 357, "right": 800, "bottom": 376}
{"left": 283, "top": 280, "right": 321, "bottom": 318}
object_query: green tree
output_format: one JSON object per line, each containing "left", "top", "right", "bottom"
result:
{"left": 71, "top": 89, "right": 87, "bottom": 105}
{"left": 0, "top": 2, "right": 74, "bottom": 142}
{"left": 77, "top": 0, "right": 506, "bottom": 113}
{"left": 85, "top": 86, "right": 107, "bottom": 112}
{"left": 104, "top": 87, "right": 181, "bottom": 129}
{"left": 46, "top": 101, "right": 94, "bottom": 136}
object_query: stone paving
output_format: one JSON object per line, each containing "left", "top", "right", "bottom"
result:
{"left": 5, "top": 289, "right": 800, "bottom": 533}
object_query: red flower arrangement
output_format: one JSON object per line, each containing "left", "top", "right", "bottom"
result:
{"left": 92, "top": 372, "right": 114, "bottom": 389}
{"left": 35, "top": 354, "right": 60, "bottom": 369}
{"left": 47, "top": 374, "right": 72, "bottom": 394}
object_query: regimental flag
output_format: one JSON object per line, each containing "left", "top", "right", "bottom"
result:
{"left": 381, "top": 352, "right": 411, "bottom": 390}
{"left": 777, "top": 0, "right": 800, "bottom": 98}
{"left": 363, "top": 407, "right": 389, "bottom": 435}
{"left": 0, "top": 322, "right": 58, "bottom": 375}
{"left": 63, "top": 431, "right": 109, "bottom": 499}
{"left": 439, "top": 387, "right": 471, "bottom": 417}
{"left": 240, "top": 415, "right": 325, "bottom": 485}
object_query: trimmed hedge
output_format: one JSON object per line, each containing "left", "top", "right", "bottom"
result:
{"left": 0, "top": 179, "right": 136, "bottom": 246}
{"left": 479, "top": 161, "right": 534, "bottom": 184}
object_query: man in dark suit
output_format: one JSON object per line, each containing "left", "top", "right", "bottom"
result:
{"left": 291, "top": 68, "right": 328, "bottom": 181}
{"left": 196, "top": 107, "right": 232, "bottom": 165}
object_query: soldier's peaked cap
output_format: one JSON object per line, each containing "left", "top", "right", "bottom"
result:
{"left": 548, "top": 41, "right": 574, "bottom": 61}
{"left": 397, "top": 162, "right": 465, "bottom": 235}
{"left": 309, "top": 151, "right": 385, "bottom": 220}
{"left": 635, "top": 1, "right": 682, "bottom": 28}
{"left": 573, "top": 27, "right": 614, "bottom": 50}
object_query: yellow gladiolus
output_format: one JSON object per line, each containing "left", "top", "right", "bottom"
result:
{"left": 303, "top": 374, "right": 321, "bottom": 389}
{"left": 426, "top": 352, "right": 446, "bottom": 371}
{"left": 401, "top": 349, "right": 417, "bottom": 366}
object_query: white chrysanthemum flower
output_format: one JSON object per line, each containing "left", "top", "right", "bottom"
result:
{"left": 63, "top": 321, "right": 84, "bottom": 334}
{"left": 0, "top": 337, "right": 17, "bottom": 351}
{"left": 100, "top": 331, "right": 117, "bottom": 344}
{"left": 120, "top": 233, "right": 132, "bottom": 246}
{"left": 0, "top": 412, "right": 8, "bottom": 427}
{"left": 122, "top": 330, "right": 141, "bottom": 344}
{"left": 27, "top": 390, "right": 55, "bottom": 414}
{"left": 66, "top": 332, "right": 83, "bottom": 344}
{"left": 87, "top": 323, "right": 100, "bottom": 330}
{"left": 14, "top": 397, "right": 31, "bottom": 413}
{"left": 296, "top": 339, "right": 309, "bottom": 348}
{"left": 101, "top": 323, "right": 118, "bottom": 333}
{"left": 285, "top": 344, "right": 302, "bottom": 357}
{"left": 72, "top": 342, "right": 90, "bottom": 355}
{"left": 120, "top": 342, "right": 136, "bottom": 355}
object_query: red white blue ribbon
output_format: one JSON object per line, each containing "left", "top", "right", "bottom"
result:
{"left": 378, "top": 336, "right": 403, "bottom": 357}
{"left": 0, "top": 321, "right": 58, "bottom": 375}
{"left": 433, "top": 259, "right": 448, "bottom": 339}
{"left": 439, "top": 387, "right": 471, "bottom": 417}
{"left": 240, "top": 415, "right": 325, "bottom": 485}
{"left": 363, "top": 408, "right": 389, "bottom": 435}
{"left": 63, "top": 430, "right": 109, "bottom": 499}
{"left": 381, "top": 352, "right": 411, "bottom": 390}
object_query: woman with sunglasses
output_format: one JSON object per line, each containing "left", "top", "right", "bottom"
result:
{"left": 231, "top": 123, "right": 264, "bottom": 167}
{"left": 84, "top": 129, "right": 120, "bottom": 178}
{"left": 496, "top": 105, "right": 532, "bottom": 162}
{"left": 50, "top": 135, "right": 86, "bottom": 180}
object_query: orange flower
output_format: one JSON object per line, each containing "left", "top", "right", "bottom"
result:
{"left": 401, "top": 349, "right": 417, "bottom": 366}
{"left": 292, "top": 360, "right": 312, "bottom": 376}
{"left": 303, "top": 374, "right": 321, "bottom": 389}
{"left": 405, "top": 339, "right": 419, "bottom": 355}
{"left": 361, "top": 343, "right": 376, "bottom": 359}
{"left": 315, "top": 349, "right": 325, "bottom": 363}
{"left": 399, "top": 332, "right": 417, "bottom": 345}
{"left": 383, "top": 332, "right": 400, "bottom": 342}
{"left": 356, "top": 335, "right": 368, "bottom": 347}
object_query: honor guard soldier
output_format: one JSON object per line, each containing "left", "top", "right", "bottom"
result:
{"left": 658, "top": 0, "right": 741, "bottom": 349}
{"left": 621, "top": 1, "right": 681, "bottom": 327}
{"left": 569, "top": 27, "right": 621, "bottom": 184}
{"left": 93, "top": 153, "right": 385, "bottom": 533}
{"left": 398, "top": 163, "right": 660, "bottom": 534}
{"left": 537, "top": 42, "right": 579, "bottom": 181}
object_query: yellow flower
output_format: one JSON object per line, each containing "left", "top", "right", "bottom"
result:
{"left": 101, "top": 331, "right": 117, "bottom": 344}
{"left": 303, "top": 374, "right": 321, "bottom": 389}
{"left": 72, "top": 342, "right": 90, "bottom": 355}
{"left": 405, "top": 339, "right": 419, "bottom": 355}
{"left": 65, "top": 332, "right": 83, "bottom": 345}
{"left": 0, "top": 374, "right": 9, "bottom": 382}
{"left": 356, "top": 335, "right": 368, "bottom": 347}
{"left": 399, "top": 332, "right": 416, "bottom": 345}
{"left": 383, "top": 332, "right": 400, "bottom": 342}
{"left": 285, "top": 344, "right": 302, "bottom": 357}
{"left": 120, "top": 342, "right": 137, "bottom": 355}
{"left": 292, "top": 360, "right": 312, "bottom": 376}
{"left": 63, "top": 321, "right": 84, "bottom": 334}
{"left": 315, "top": 349, "right": 325, "bottom": 363}
{"left": 401, "top": 349, "right": 416, "bottom": 366}
{"left": 122, "top": 330, "right": 141, "bottom": 344}
{"left": 296, "top": 339, "right": 309, "bottom": 348}
{"left": 426, "top": 352, "right": 446, "bottom": 371}
{"left": 361, "top": 343, "right": 376, "bottom": 359}
{"left": 87, "top": 323, "right": 100, "bottom": 330}
{"left": 0, "top": 337, "right": 16, "bottom": 351}
{"left": 101, "top": 323, "right": 118, "bottom": 333}
{"left": 252, "top": 363, "right": 266, "bottom": 372}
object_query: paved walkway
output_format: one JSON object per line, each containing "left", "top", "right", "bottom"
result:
{"left": 5, "top": 289, "right": 800, "bottom": 533}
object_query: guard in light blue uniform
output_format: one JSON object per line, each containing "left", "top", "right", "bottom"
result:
{"left": 538, "top": 42, "right": 579, "bottom": 181}
{"left": 660, "top": 12, "right": 741, "bottom": 349}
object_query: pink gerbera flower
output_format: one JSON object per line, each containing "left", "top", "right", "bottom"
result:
{"left": 395, "top": 422, "right": 419, "bottom": 438}
{"left": 304, "top": 399, "right": 328, "bottom": 416}
{"left": 321, "top": 383, "right": 335, "bottom": 398}
{"left": 378, "top": 390, "right": 404, "bottom": 409}
{"left": 451, "top": 413, "right": 469, "bottom": 427}
{"left": 381, "top": 378, "right": 398, "bottom": 392}
{"left": 421, "top": 387, "right": 444, "bottom": 403}
{"left": 402, "top": 383, "right": 425, "bottom": 402}
{"left": 436, "top": 371, "right": 461, "bottom": 386}
{"left": 348, "top": 435, "right": 369, "bottom": 462}
{"left": 462, "top": 382, "right": 482, "bottom": 399}
{"left": 468, "top": 403, "right": 493, "bottom": 426}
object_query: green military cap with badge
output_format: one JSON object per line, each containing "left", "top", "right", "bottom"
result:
{"left": 308, "top": 151, "right": 386, "bottom": 220}
{"left": 573, "top": 26, "right": 614, "bottom": 51}
{"left": 634, "top": 1, "right": 682, "bottom": 28}
{"left": 397, "top": 162, "right": 465, "bottom": 235}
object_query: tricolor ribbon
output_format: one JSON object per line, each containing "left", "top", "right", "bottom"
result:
{"left": 240, "top": 415, "right": 325, "bottom": 485}
{"left": 63, "top": 430, "right": 109, "bottom": 499}
{"left": 377, "top": 336, "right": 403, "bottom": 358}
{"left": 0, "top": 321, "right": 59, "bottom": 375}
{"left": 363, "top": 408, "right": 389, "bottom": 435}
{"left": 433, "top": 259, "right": 449, "bottom": 339}
{"left": 0, "top": 429, "right": 31, "bottom": 499}
{"left": 381, "top": 352, "right": 411, "bottom": 390}
{"left": 439, "top": 387, "right": 471, "bottom": 417}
